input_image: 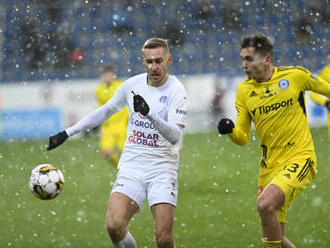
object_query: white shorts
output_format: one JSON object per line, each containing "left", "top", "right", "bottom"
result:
{"left": 111, "top": 167, "right": 178, "bottom": 210}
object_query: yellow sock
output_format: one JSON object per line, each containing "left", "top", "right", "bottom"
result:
{"left": 262, "top": 238, "right": 282, "bottom": 248}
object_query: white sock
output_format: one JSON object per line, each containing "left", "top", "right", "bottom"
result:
{"left": 113, "top": 231, "right": 137, "bottom": 248}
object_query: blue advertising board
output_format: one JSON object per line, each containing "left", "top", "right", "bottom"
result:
{"left": 308, "top": 104, "right": 328, "bottom": 126}
{"left": 0, "top": 108, "right": 61, "bottom": 139}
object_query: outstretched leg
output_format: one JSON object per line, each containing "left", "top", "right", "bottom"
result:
{"left": 106, "top": 192, "right": 139, "bottom": 247}
{"left": 258, "top": 183, "right": 297, "bottom": 247}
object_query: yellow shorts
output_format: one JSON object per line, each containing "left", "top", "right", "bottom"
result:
{"left": 258, "top": 155, "right": 316, "bottom": 222}
{"left": 100, "top": 125, "right": 126, "bottom": 151}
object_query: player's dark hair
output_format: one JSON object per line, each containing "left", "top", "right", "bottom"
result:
{"left": 102, "top": 65, "right": 114, "bottom": 73}
{"left": 240, "top": 34, "right": 274, "bottom": 57}
{"left": 142, "top": 37, "right": 170, "bottom": 54}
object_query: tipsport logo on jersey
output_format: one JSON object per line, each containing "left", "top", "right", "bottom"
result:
{"left": 251, "top": 98, "right": 293, "bottom": 116}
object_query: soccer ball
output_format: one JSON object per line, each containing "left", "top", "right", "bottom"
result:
{"left": 29, "top": 164, "right": 65, "bottom": 200}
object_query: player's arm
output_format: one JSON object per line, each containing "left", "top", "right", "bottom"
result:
{"left": 47, "top": 102, "right": 120, "bottom": 150}
{"left": 218, "top": 87, "right": 252, "bottom": 146}
{"left": 132, "top": 92, "right": 186, "bottom": 145}
{"left": 147, "top": 113, "right": 183, "bottom": 145}
{"left": 229, "top": 104, "right": 252, "bottom": 146}
{"left": 48, "top": 84, "right": 127, "bottom": 150}
{"left": 310, "top": 91, "right": 328, "bottom": 107}
{"left": 299, "top": 67, "right": 330, "bottom": 99}
{"left": 299, "top": 67, "right": 330, "bottom": 111}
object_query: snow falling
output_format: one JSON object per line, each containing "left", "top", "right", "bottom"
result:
{"left": 0, "top": 0, "right": 329, "bottom": 247}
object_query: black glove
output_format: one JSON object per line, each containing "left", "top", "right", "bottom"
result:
{"left": 133, "top": 94, "right": 150, "bottom": 116}
{"left": 325, "top": 101, "right": 330, "bottom": 111}
{"left": 47, "top": 131, "right": 69, "bottom": 150}
{"left": 217, "top": 118, "right": 235, "bottom": 134}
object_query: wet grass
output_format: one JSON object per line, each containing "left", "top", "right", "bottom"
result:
{"left": 0, "top": 127, "right": 329, "bottom": 247}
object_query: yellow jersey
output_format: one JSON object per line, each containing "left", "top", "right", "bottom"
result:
{"left": 230, "top": 66, "right": 330, "bottom": 169}
{"left": 310, "top": 65, "right": 330, "bottom": 105}
{"left": 95, "top": 80, "right": 129, "bottom": 129}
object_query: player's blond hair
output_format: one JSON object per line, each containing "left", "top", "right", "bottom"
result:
{"left": 142, "top": 37, "right": 170, "bottom": 55}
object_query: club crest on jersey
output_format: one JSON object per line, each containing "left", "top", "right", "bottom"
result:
{"left": 278, "top": 79, "right": 290, "bottom": 89}
{"left": 159, "top": 96, "right": 168, "bottom": 103}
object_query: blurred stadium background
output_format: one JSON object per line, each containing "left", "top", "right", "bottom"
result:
{"left": 0, "top": 0, "right": 330, "bottom": 247}
{"left": 0, "top": 0, "right": 329, "bottom": 139}
{"left": 0, "top": 0, "right": 329, "bottom": 81}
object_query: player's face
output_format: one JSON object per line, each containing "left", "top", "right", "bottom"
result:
{"left": 240, "top": 47, "right": 270, "bottom": 81}
{"left": 143, "top": 47, "right": 172, "bottom": 86}
{"left": 101, "top": 71, "right": 114, "bottom": 85}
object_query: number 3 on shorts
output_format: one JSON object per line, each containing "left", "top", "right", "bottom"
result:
{"left": 286, "top": 163, "right": 299, "bottom": 173}
{"left": 284, "top": 158, "right": 314, "bottom": 183}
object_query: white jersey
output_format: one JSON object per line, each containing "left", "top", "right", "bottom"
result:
{"left": 107, "top": 73, "right": 187, "bottom": 170}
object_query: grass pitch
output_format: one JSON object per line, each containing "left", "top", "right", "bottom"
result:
{"left": 0, "top": 128, "right": 329, "bottom": 247}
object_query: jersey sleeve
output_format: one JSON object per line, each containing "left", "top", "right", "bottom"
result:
{"left": 309, "top": 91, "right": 327, "bottom": 106}
{"left": 229, "top": 85, "right": 252, "bottom": 146}
{"left": 297, "top": 66, "right": 330, "bottom": 99}
{"left": 319, "top": 65, "right": 330, "bottom": 83}
{"left": 167, "top": 87, "right": 187, "bottom": 127}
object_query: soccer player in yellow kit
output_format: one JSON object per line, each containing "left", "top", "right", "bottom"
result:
{"left": 95, "top": 66, "right": 129, "bottom": 167}
{"left": 217, "top": 35, "right": 330, "bottom": 248}
{"left": 309, "top": 64, "right": 330, "bottom": 140}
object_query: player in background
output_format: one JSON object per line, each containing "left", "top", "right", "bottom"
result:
{"left": 217, "top": 35, "right": 330, "bottom": 248}
{"left": 95, "top": 65, "right": 129, "bottom": 167}
{"left": 47, "top": 38, "right": 187, "bottom": 248}
{"left": 309, "top": 64, "right": 330, "bottom": 141}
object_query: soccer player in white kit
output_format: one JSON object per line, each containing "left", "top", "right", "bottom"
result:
{"left": 47, "top": 38, "right": 187, "bottom": 248}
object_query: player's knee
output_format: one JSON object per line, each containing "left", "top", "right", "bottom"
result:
{"left": 106, "top": 216, "right": 127, "bottom": 237}
{"left": 257, "top": 198, "right": 276, "bottom": 216}
{"left": 155, "top": 229, "right": 173, "bottom": 248}
{"left": 102, "top": 149, "right": 111, "bottom": 159}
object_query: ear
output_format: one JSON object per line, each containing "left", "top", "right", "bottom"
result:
{"left": 265, "top": 55, "right": 272, "bottom": 64}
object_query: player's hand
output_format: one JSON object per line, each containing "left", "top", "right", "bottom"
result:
{"left": 217, "top": 118, "right": 235, "bottom": 134}
{"left": 47, "top": 131, "right": 69, "bottom": 150}
{"left": 325, "top": 101, "right": 330, "bottom": 111}
{"left": 133, "top": 93, "right": 150, "bottom": 116}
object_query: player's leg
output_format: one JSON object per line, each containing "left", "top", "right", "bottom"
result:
{"left": 257, "top": 183, "right": 284, "bottom": 247}
{"left": 107, "top": 169, "right": 147, "bottom": 247}
{"left": 108, "top": 131, "right": 126, "bottom": 167}
{"left": 113, "top": 130, "right": 127, "bottom": 163}
{"left": 280, "top": 222, "right": 296, "bottom": 248}
{"left": 108, "top": 147, "right": 121, "bottom": 167}
{"left": 100, "top": 126, "right": 119, "bottom": 168}
{"left": 327, "top": 115, "right": 330, "bottom": 142}
{"left": 151, "top": 203, "right": 176, "bottom": 248}
{"left": 106, "top": 192, "right": 139, "bottom": 247}
{"left": 259, "top": 156, "right": 316, "bottom": 247}
{"left": 147, "top": 167, "right": 178, "bottom": 248}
